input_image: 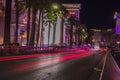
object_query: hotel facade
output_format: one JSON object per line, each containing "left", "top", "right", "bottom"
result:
{"left": 0, "top": 0, "right": 81, "bottom": 46}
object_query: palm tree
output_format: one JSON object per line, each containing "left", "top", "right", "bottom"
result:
{"left": 26, "top": 6, "right": 31, "bottom": 46}
{"left": 44, "top": 16, "right": 52, "bottom": 47}
{"left": 4, "top": 0, "right": 12, "bottom": 44}
{"left": 52, "top": 21, "right": 57, "bottom": 44}
{"left": 68, "top": 15, "right": 76, "bottom": 47}
{"left": 47, "top": 8, "right": 57, "bottom": 44}
{"left": 36, "top": 11, "right": 42, "bottom": 47}
{"left": 57, "top": 5, "right": 68, "bottom": 46}
{"left": 18, "top": 0, "right": 32, "bottom": 46}
{"left": 36, "top": 0, "right": 52, "bottom": 47}
{"left": 19, "top": 0, "right": 45, "bottom": 46}
{"left": 29, "top": 8, "right": 37, "bottom": 46}
{"left": 74, "top": 18, "right": 80, "bottom": 47}
{"left": 14, "top": 0, "right": 19, "bottom": 43}
{"left": 79, "top": 24, "right": 88, "bottom": 45}
{"left": 47, "top": 20, "right": 52, "bottom": 47}
{"left": 78, "top": 25, "right": 81, "bottom": 46}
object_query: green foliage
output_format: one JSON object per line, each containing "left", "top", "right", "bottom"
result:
{"left": 47, "top": 10, "right": 57, "bottom": 25}
{"left": 79, "top": 24, "right": 88, "bottom": 40}
{"left": 57, "top": 5, "right": 68, "bottom": 18}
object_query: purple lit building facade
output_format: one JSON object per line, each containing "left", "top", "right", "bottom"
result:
{"left": 63, "top": 4, "right": 81, "bottom": 46}
{"left": 90, "top": 29, "right": 114, "bottom": 47}
{"left": 114, "top": 12, "right": 120, "bottom": 35}
{"left": 0, "top": 0, "right": 29, "bottom": 45}
{"left": 0, "top": 0, "right": 81, "bottom": 46}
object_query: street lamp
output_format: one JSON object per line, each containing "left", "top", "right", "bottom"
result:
{"left": 52, "top": 4, "right": 59, "bottom": 10}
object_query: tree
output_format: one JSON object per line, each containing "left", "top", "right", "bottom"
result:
{"left": 79, "top": 24, "right": 88, "bottom": 45}
{"left": 14, "top": 0, "right": 19, "bottom": 43}
{"left": 36, "top": 0, "right": 52, "bottom": 47}
{"left": 19, "top": 0, "right": 50, "bottom": 46}
{"left": 68, "top": 15, "right": 76, "bottom": 47}
{"left": 4, "top": 0, "right": 12, "bottom": 44}
{"left": 57, "top": 5, "right": 68, "bottom": 45}
{"left": 47, "top": 5, "right": 58, "bottom": 44}
{"left": 29, "top": 8, "right": 37, "bottom": 46}
{"left": 74, "top": 18, "right": 80, "bottom": 47}
{"left": 26, "top": 6, "right": 31, "bottom": 46}
{"left": 18, "top": 0, "right": 32, "bottom": 46}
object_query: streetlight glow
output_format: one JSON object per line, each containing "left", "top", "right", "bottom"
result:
{"left": 52, "top": 4, "right": 59, "bottom": 10}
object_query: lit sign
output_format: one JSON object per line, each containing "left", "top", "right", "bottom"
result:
{"left": 68, "top": 11, "right": 77, "bottom": 17}
{"left": 116, "top": 19, "right": 120, "bottom": 35}
{"left": 62, "top": 4, "right": 81, "bottom": 9}
{"left": 116, "top": 25, "right": 120, "bottom": 35}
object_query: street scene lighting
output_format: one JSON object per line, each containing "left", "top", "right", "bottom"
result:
{"left": 52, "top": 4, "right": 59, "bottom": 10}
{"left": 0, "top": 0, "right": 120, "bottom": 80}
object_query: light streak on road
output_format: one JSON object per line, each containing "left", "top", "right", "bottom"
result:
{"left": 8, "top": 49, "right": 93, "bottom": 72}
{"left": 0, "top": 48, "right": 91, "bottom": 62}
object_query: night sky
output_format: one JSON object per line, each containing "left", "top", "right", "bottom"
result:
{"left": 56, "top": 0, "right": 120, "bottom": 29}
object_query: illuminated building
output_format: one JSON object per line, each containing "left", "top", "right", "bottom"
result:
{"left": 90, "top": 28, "right": 114, "bottom": 47}
{"left": 0, "top": 0, "right": 31, "bottom": 45}
{"left": 43, "top": 4, "right": 81, "bottom": 46}
{"left": 62, "top": 4, "right": 81, "bottom": 19}
{"left": 0, "top": 1, "right": 81, "bottom": 46}
{"left": 62, "top": 4, "right": 81, "bottom": 46}
{"left": 114, "top": 12, "right": 120, "bottom": 35}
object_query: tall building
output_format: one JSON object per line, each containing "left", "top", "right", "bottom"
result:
{"left": 90, "top": 28, "right": 114, "bottom": 47}
{"left": 62, "top": 4, "right": 81, "bottom": 46}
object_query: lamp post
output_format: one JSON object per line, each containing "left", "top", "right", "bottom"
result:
{"left": 52, "top": 4, "right": 59, "bottom": 10}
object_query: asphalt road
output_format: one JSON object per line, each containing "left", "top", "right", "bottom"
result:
{"left": 0, "top": 49, "right": 106, "bottom": 80}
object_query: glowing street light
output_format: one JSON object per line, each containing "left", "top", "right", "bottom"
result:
{"left": 52, "top": 4, "right": 59, "bottom": 10}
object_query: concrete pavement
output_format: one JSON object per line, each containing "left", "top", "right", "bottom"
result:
{"left": 102, "top": 52, "right": 120, "bottom": 80}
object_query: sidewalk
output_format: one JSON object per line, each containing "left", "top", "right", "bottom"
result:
{"left": 102, "top": 53, "right": 120, "bottom": 80}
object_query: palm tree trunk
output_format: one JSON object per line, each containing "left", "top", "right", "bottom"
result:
{"left": 39, "top": 12, "right": 44, "bottom": 48}
{"left": 4, "top": 0, "right": 12, "bottom": 44}
{"left": 60, "top": 18, "right": 64, "bottom": 45}
{"left": 70, "top": 24, "right": 73, "bottom": 47}
{"left": 36, "top": 10, "right": 42, "bottom": 47}
{"left": 14, "top": 0, "right": 19, "bottom": 43}
{"left": 27, "top": 7, "right": 31, "bottom": 46}
{"left": 78, "top": 27, "right": 80, "bottom": 47}
{"left": 29, "top": 8, "right": 37, "bottom": 46}
{"left": 52, "top": 24, "right": 56, "bottom": 44}
{"left": 48, "top": 21, "right": 51, "bottom": 47}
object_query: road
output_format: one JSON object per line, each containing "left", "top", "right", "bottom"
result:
{"left": 0, "top": 48, "right": 107, "bottom": 80}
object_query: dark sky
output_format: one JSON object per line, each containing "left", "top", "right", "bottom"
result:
{"left": 57, "top": 0, "right": 120, "bottom": 29}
